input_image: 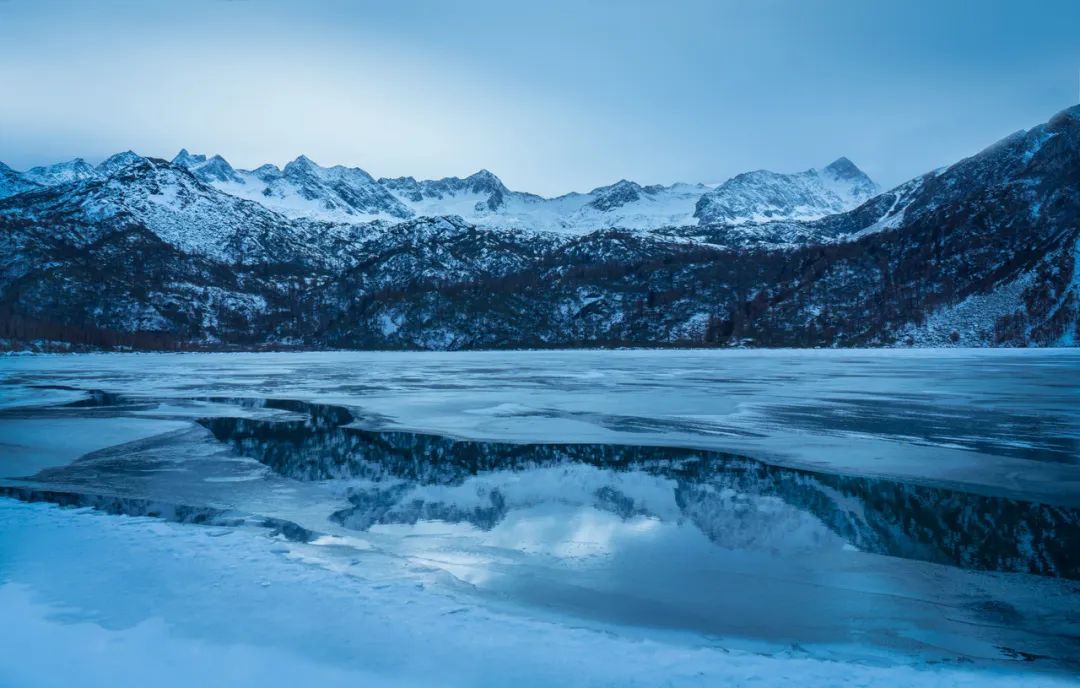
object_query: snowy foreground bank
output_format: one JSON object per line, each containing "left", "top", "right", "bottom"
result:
{"left": 1, "top": 349, "right": 1078, "bottom": 686}
{"left": 2, "top": 500, "right": 1073, "bottom": 688}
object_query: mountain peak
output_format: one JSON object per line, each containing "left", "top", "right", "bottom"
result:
{"left": 591, "top": 179, "right": 641, "bottom": 193}
{"left": 466, "top": 168, "right": 502, "bottom": 183}
{"left": 822, "top": 157, "right": 877, "bottom": 200}
{"left": 464, "top": 169, "right": 508, "bottom": 195}
{"left": 694, "top": 158, "right": 878, "bottom": 225}
{"left": 588, "top": 179, "right": 646, "bottom": 211}
{"left": 0, "top": 161, "right": 42, "bottom": 200}
{"left": 824, "top": 156, "right": 866, "bottom": 180}
{"left": 97, "top": 150, "right": 145, "bottom": 175}
{"left": 195, "top": 155, "right": 241, "bottom": 183}
{"left": 22, "top": 158, "right": 99, "bottom": 186}
{"left": 252, "top": 163, "right": 281, "bottom": 180}
{"left": 172, "top": 149, "right": 207, "bottom": 168}
{"left": 1048, "top": 104, "right": 1080, "bottom": 130}
{"left": 283, "top": 155, "right": 324, "bottom": 178}
{"left": 322, "top": 163, "right": 376, "bottom": 184}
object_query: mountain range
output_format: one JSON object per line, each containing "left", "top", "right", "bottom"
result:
{"left": 1, "top": 105, "right": 1078, "bottom": 351}
{"left": 0, "top": 149, "right": 879, "bottom": 232}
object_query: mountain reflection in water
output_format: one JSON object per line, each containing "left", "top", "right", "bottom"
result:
{"left": 198, "top": 401, "right": 1080, "bottom": 580}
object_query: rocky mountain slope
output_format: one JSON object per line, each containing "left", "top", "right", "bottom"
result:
{"left": 0, "top": 162, "right": 40, "bottom": 200}
{"left": 21, "top": 158, "right": 99, "bottom": 187}
{"left": 0, "top": 106, "right": 1077, "bottom": 350}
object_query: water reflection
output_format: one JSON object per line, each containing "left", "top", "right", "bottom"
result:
{"left": 7, "top": 390, "right": 1080, "bottom": 667}
{"left": 198, "top": 401, "right": 1080, "bottom": 580}
{"left": 0, "top": 485, "right": 317, "bottom": 542}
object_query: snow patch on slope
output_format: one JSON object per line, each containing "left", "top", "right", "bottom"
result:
{"left": 893, "top": 275, "right": 1034, "bottom": 347}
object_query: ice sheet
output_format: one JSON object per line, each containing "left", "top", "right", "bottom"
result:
{"left": 0, "top": 417, "right": 188, "bottom": 478}
{"left": 2, "top": 500, "right": 1073, "bottom": 688}
{"left": 2, "top": 349, "right": 1078, "bottom": 503}
{"left": 1, "top": 349, "right": 1078, "bottom": 685}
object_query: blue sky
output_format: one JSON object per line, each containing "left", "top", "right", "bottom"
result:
{"left": 1, "top": 0, "right": 1077, "bottom": 195}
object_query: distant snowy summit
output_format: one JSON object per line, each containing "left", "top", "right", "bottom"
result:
{"left": 694, "top": 157, "right": 877, "bottom": 224}
{"left": 176, "top": 151, "right": 880, "bottom": 230}
{"left": 0, "top": 149, "right": 877, "bottom": 232}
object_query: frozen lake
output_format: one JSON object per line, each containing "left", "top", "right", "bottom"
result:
{"left": 1, "top": 349, "right": 1079, "bottom": 687}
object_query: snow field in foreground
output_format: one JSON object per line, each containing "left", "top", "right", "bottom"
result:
{"left": 1, "top": 499, "right": 1072, "bottom": 688}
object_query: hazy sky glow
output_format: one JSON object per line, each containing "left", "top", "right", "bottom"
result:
{"left": 2, "top": 0, "right": 1078, "bottom": 195}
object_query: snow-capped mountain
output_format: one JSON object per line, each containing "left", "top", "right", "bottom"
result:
{"left": 379, "top": 162, "right": 868, "bottom": 232}
{"left": 95, "top": 150, "right": 145, "bottom": 176}
{"left": 171, "top": 151, "right": 415, "bottom": 222}
{"left": 380, "top": 160, "right": 871, "bottom": 231}
{"left": 377, "top": 172, "right": 700, "bottom": 232}
{"left": 333, "top": 107, "right": 1080, "bottom": 350}
{"left": 141, "top": 150, "right": 874, "bottom": 230}
{"left": 1, "top": 153, "right": 143, "bottom": 201}
{"left": 539, "top": 180, "right": 709, "bottom": 232}
{"left": 0, "top": 162, "right": 41, "bottom": 200}
{"left": 1, "top": 105, "right": 1077, "bottom": 351}
{"left": 380, "top": 169, "right": 519, "bottom": 215}
{"left": 2, "top": 147, "right": 878, "bottom": 231}
{"left": 0, "top": 152, "right": 386, "bottom": 272}
{"left": 178, "top": 151, "right": 243, "bottom": 184}
{"left": 693, "top": 157, "right": 878, "bottom": 225}
{"left": 22, "top": 158, "right": 99, "bottom": 186}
